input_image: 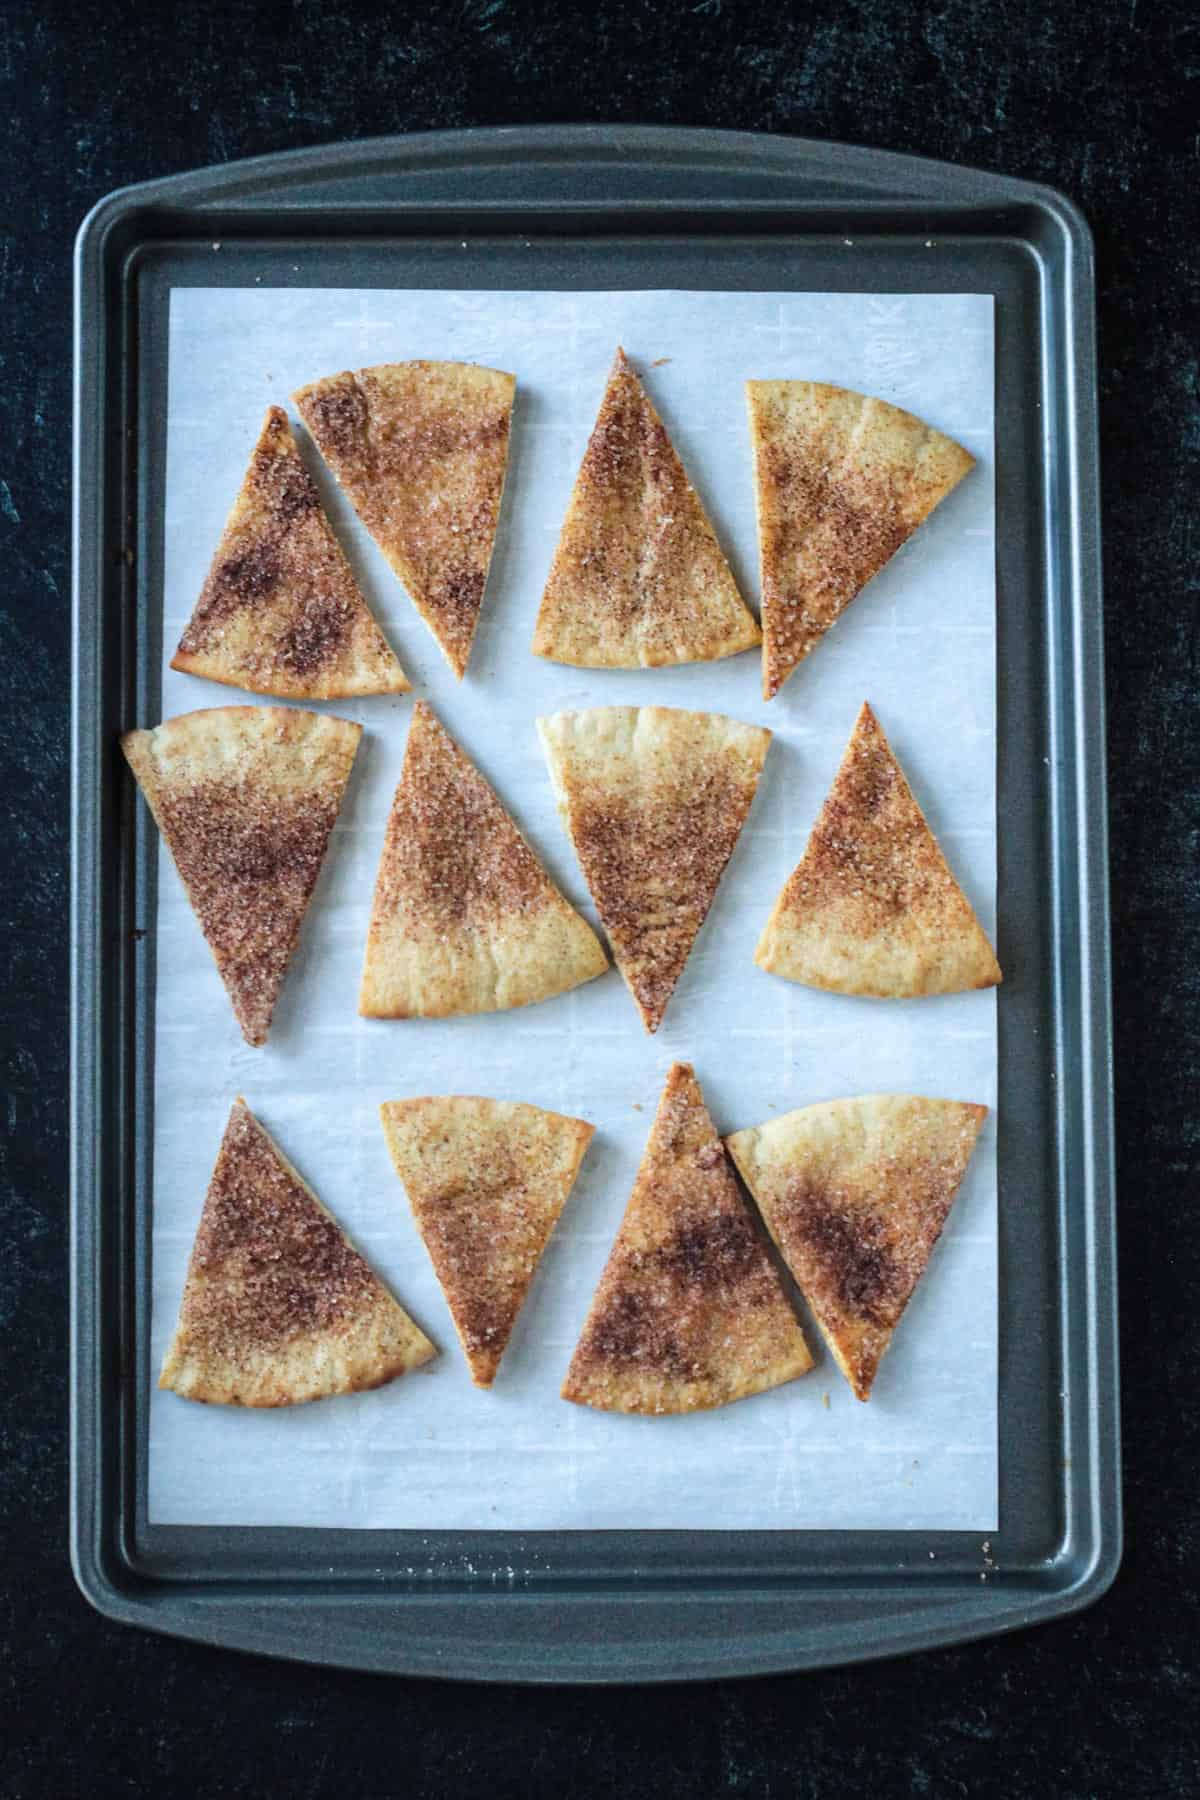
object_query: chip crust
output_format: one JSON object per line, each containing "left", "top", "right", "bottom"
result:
{"left": 171, "top": 406, "right": 410, "bottom": 699}
{"left": 538, "top": 706, "right": 771, "bottom": 1032}
{"left": 380, "top": 1097, "right": 595, "bottom": 1386}
{"left": 294, "top": 361, "right": 515, "bottom": 678}
{"left": 562, "top": 1063, "right": 812, "bottom": 1413}
{"left": 726, "top": 1095, "right": 986, "bottom": 1401}
{"left": 360, "top": 702, "right": 608, "bottom": 1018}
{"left": 121, "top": 706, "right": 361, "bottom": 1045}
{"left": 159, "top": 1099, "right": 436, "bottom": 1406}
{"left": 532, "top": 347, "right": 759, "bottom": 668}
{"left": 746, "top": 380, "right": 975, "bottom": 698}
{"left": 755, "top": 701, "right": 1001, "bottom": 997}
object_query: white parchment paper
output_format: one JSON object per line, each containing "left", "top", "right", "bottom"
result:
{"left": 149, "top": 287, "right": 996, "bottom": 1530}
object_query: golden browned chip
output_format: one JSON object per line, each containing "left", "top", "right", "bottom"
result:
{"left": 562, "top": 1063, "right": 812, "bottom": 1413}
{"left": 538, "top": 706, "right": 771, "bottom": 1032}
{"left": 359, "top": 702, "right": 608, "bottom": 1018}
{"left": 726, "top": 1095, "right": 986, "bottom": 1401}
{"left": 379, "top": 1097, "right": 595, "bottom": 1386}
{"left": 294, "top": 361, "right": 515, "bottom": 678}
{"left": 746, "top": 380, "right": 975, "bottom": 699}
{"left": 159, "top": 1099, "right": 436, "bottom": 1406}
{"left": 532, "top": 347, "right": 759, "bottom": 668}
{"left": 121, "top": 706, "right": 361, "bottom": 1045}
{"left": 170, "top": 406, "right": 410, "bottom": 699}
{"left": 755, "top": 701, "right": 1001, "bottom": 997}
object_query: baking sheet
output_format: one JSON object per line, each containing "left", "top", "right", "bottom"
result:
{"left": 148, "top": 286, "right": 996, "bottom": 1530}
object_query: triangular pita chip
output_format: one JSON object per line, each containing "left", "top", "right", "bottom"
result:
{"left": 359, "top": 702, "right": 608, "bottom": 1018}
{"left": 755, "top": 702, "right": 1001, "bottom": 997}
{"left": 538, "top": 706, "right": 771, "bottom": 1032}
{"left": 160, "top": 1099, "right": 436, "bottom": 1406}
{"left": 380, "top": 1097, "right": 594, "bottom": 1386}
{"left": 746, "top": 380, "right": 975, "bottom": 698}
{"left": 294, "top": 361, "right": 515, "bottom": 678}
{"left": 562, "top": 1063, "right": 812, "bottom": 1413}
{"left": 726, "top": 1095, "right": 986, "bottom": 1401}
{"left": 122, "top": 707, "right": 361, "bottom": 1046}
{"left": 170, "top": 406, "right": 410, "bottom": 700}
{"left": 532, "top": 347, "right": 760, "bottom": 668}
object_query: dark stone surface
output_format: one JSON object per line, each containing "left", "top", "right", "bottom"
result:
{"left": 2, "top": 0, "right": 1197, "bottom": 1793}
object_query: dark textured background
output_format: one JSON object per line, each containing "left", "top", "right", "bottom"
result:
{"left": 3, "top": 0, "right": 1197, "bottom": 1793}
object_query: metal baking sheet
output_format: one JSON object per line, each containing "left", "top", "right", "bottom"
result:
{"left": 71, "top": 125, "right": 1118, "bottom": 1682}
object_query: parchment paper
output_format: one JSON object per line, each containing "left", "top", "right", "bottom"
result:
{"left": 149, "top": 287, "right": 996, "bottom": 1529}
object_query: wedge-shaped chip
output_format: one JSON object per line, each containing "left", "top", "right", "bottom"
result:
{"left": 360, "top": 702, "right": 608, "bottom": 1018}
{"left": 380, "top": 1097, "right": 594, "bottom": 1386}
{"left": 122, "top": 707, "right": 361, "bottom": 1045}
{"left": 755, "top": 702, "right": 1001, "bottom": 997}
{"left": 532, "top": 347, "right": 760, "bottom": 668}
{"left": 726, "top": 1095, "right": 986, "bottom": 1401}
{"left": 563, "top": 1063, "right": 812, "bottom": 1413}
{"left": 171, "top": 406, "right": 410, "bottom": 699}
{"left": 159, "top": 1099, "right": 436, "bottom": 1406}
{"left": 746, "top": 380, "right": 975, "bottom": 698}
{"left": 539, "top": 706, "right": 771, "bottom": 1032}
{"left": 294, "top": 361, "right": 515, "bottom": 678}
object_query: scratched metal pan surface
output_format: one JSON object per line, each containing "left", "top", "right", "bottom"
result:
{"left": 70, "top": 126, "right": 1118, "bottom": 1683}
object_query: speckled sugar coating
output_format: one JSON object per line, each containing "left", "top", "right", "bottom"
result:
{"left": 755, "top": 701, "right": 1001, "bottom": 997}
{"left": 160, "top": 1098, "right": 435, "bottom": 1406}
{"left": 150, "top": 286, "right": 996, "bottom": 1531}
{"left": 538, "top": 704, "right": 772, "bottom": 1032}
{"left": 532, "top": 347, "right": 760, "bottom": 667}
{"left": 359, "top": 701, "right": 608, "bottom": 1017}
{"left": 562, "top": 1062, "right": 813, "bottom": 1414}
{"left": 379, "top": 1096, "right": 595, "bottom": 1386}
{"left": 123, "top": 705, "right": 361, "bottom": 1046}
{"left": 747, "top": 380, "right": 975, "bottom": 699}
{"left": 171, "top": 406, "right": 410, "bottom": 699}
{"left": 726, "top": 1095, "right": 987, "bottom": 1402}
{"left": 295, "top": 360, "right": 515, "bottom": 679}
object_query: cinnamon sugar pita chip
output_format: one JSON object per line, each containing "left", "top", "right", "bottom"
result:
{"left": 538, "top": 706, "right": 771, "bottom": 1032}
{"left": 747, "top": 381, "right": 974, "bottom": 698}
{"left": 295, "top": 361, "right": 515, "bottom": 678}
{"left": 360, "top": 703, "right": 608, "bottom": 1018}
{"left": 533, "top": 347, "right": 759, "bottom": 668}
{"left": 726, "top": 1095, "right": 986, "bottom": 1401}
{"left": 563, "top": 1063, "right": 812, "bottom": 1414}
{"left": 171, "top": 406, "right": 410, "bottom": 699}
{"left": 755, "top": 702, "right": 1001, "bottom": 997}
{"left": 121, "top": 706, "right": 361, "bottom": 1045}
{"left": 160, "top": 1099, "right": 435, "bottom": 1406}
{"left": 380, "top": 1097, "right": 594, "bottom": 1386}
